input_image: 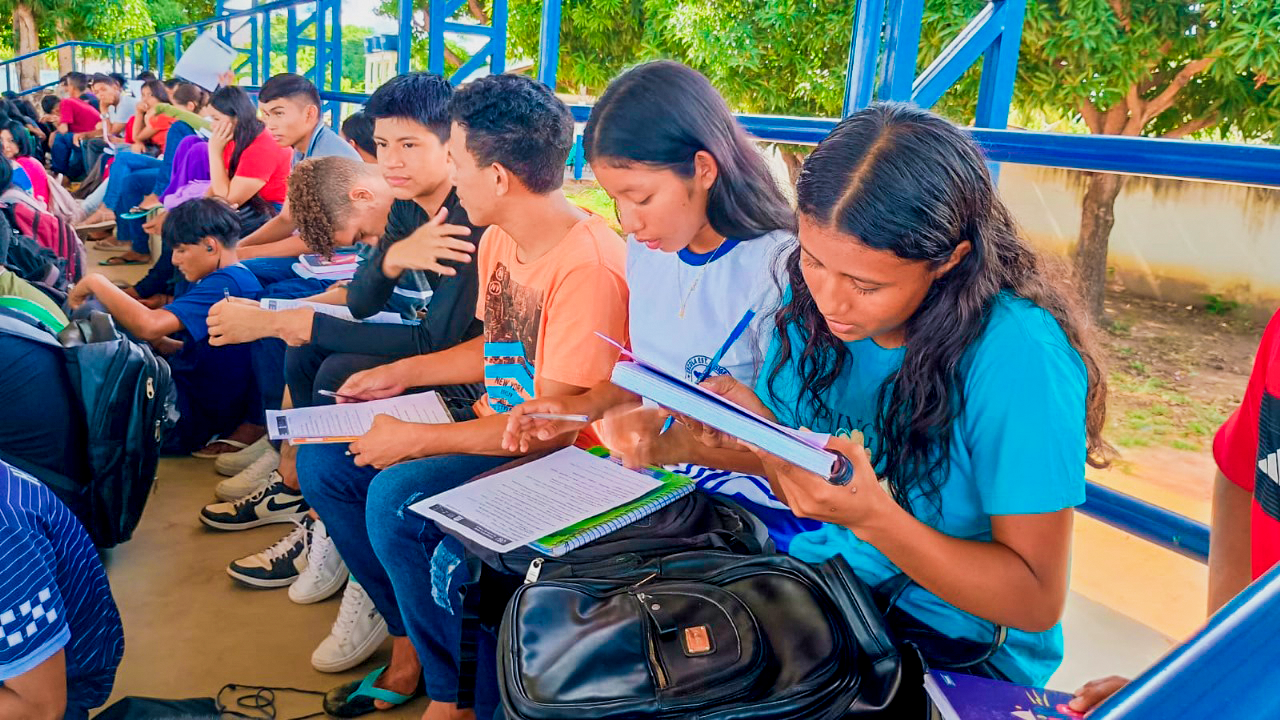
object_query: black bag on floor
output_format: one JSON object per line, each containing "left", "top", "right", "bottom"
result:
{"left": 0, "top": 309, "right": 177, "bottom": 547}
{"left": 496, "top": 551, "right": 914, "bottom": 720}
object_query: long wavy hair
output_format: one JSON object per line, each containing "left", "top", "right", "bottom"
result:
{"left": 210, "top": 86, "right": 265, "bottom": 178}
{"left": 769, "top": 102, "right": 1109, "bottom": 515}
{"left": 583, "top": 60, "right": 794, "bottom": 240}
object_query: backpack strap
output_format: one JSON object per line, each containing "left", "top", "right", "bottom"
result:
{"left": 0, "top": 306, "right": 61, "bottom": 346}
{"left": 455, "top": 554, "right": 485, "bottom": 710}
{"left": 0, "top": 296, "right": 67, "bottom": 332}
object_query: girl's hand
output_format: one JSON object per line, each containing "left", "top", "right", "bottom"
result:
{"left": 1069, "top": 676, "right": 1128, "bottom": 716}
{"left": 382, "top": 207, "right": 476, "bottom": 277}
{"left": 605, "top": 406, "right": 686, "bottom": 470}
{"left": 675, "top": 375, "right": 775, "bottom": 453}
{"left": 751, "top": 434, "right": 893, "bottom": 529}
{"left": 208, "top": 117, "right": 233, "bottom": 152}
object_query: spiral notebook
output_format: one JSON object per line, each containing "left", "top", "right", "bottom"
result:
{"left": 411, "top": 446, "right": 695, "bottom": 556}
{"left": 529, "top": 447, "right": 695, "bottom": 556}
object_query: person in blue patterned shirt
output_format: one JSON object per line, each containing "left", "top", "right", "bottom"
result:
{"left": 0, "top": 459, "right": 124, "bottom": 719}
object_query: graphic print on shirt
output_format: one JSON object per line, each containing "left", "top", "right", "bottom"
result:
{"left": 684, "top": 354, "right": 730, "bottom": 382}
{"left": 1255, "top": 391, "right": 1280, "bottom": 524}
{"left": 483, "top": 261, "right": 544, "bottom": 413}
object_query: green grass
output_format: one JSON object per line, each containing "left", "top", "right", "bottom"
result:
{"left": 1107, "top": 370, "right": 1228, "bottom": 451}
{"left": 567, "top": 186, "right": 618, "bottom": 229}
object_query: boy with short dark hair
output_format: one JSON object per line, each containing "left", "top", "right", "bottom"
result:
{"left": 297, "top": 73, "right": 629, "bottom": 717}
{"left": 237, "top": 73, "right": 361, "bottom": 260}
{"left": 46, "top": 84, "right": 101, "bottom": 179}
{"left": 68, "top": 198, "right": 269, "bottom": 457}
{"left": 340, "top": 109, "right": 378, "bottom": 162}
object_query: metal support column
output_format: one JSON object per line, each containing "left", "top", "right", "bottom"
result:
{"left": 537, "top": 0, "right": 561, "bottom": 88}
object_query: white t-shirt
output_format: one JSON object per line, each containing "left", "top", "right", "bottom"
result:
{"left": 626, "top": 229, "right": 792, "bottom": 385}
{"left": 108, "top": 92, "right": 138, "bottom": 126}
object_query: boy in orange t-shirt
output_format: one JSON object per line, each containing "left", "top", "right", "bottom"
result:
{"left": 295, "top": 74, "right": 629, "bottom": 715}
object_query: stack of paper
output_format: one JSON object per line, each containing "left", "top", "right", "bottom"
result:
{"left": 259, "top": 298, "right": 412, "bottom": 326}
{"left": 411, "top": 446, "right": 694, "bottom": 555}
{"left": 266, "top": 391, "right": 453, "bottom": 444}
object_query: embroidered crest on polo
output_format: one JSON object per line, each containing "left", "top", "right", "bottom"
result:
{"left": 2, "top": 588, "right": 57, "bottom": 647}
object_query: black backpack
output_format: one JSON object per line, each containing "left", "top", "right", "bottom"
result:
{"left": 496, "top": 551, "right": 922, "bottom": 720}
{"left": 0, "top": 309, "right": 177, "bottom": 547}
{"left": 0, "top": 207, "right": 67, "bottom": 303}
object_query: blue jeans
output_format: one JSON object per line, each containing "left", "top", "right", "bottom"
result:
{"left": 106, "top": 152, "right": 162, "bottom": 254}
{"left": 296, "top": 440, "right": 508, "bottom": 713}
{"left": 50, "top": 133, "right": 83, "bottom": 179}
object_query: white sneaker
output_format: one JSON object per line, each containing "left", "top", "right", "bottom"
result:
{"left": 214, "top": 447, "right": 280, "bottom": 502}
{"left": 215, "top": 436, "right": 275, "bottom": 477}
{"left": 226, "top": 518, "right": 312, "bottom": 588}
{"left": 311, "top": 580, "right": 389, "bottom": 673}
{"left": 289, "top": 519, "right": 348, "bottom": 605}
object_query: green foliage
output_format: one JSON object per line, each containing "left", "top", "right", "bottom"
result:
{"left": 147, "top": 0, "right": 214, "bottom": 32}
{"left": 268, "top": 23, "right": 371, "bottom": 90}
{"left": 509, "top": 0, "right": 649, "bottom": 94}
{"left": 82, "top": 0, "right": 155, "bottom": 43}
{"left": 1203, "top": 293, "right": 1241, "bottom": 316}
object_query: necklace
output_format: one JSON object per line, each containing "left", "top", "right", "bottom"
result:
{"left": 677, "top": 237, "right": 730, "bottom": 319}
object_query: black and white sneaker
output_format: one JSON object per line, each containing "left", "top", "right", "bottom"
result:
{"left": 199, "top": 473, "right": 310, "bottom": 531}
{"left": 227, "top": 518, "right": 312, "bottom": 588}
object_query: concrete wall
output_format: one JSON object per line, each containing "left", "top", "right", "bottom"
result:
{"left": 998, "top": 164, "right": 1280, "bottom": 317}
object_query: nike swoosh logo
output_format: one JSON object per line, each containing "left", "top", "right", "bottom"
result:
{"left": 266, "top": 497, "right": 302, "bottom": 512}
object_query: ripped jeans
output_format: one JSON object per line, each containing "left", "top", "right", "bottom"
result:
{"left": 296, "top": 431, "right": 508, "bottom": 710}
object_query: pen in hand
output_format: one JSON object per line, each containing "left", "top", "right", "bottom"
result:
{"left": 660, "top": 308, "right": 756, "bottom": 435}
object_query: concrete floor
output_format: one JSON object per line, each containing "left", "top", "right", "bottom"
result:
{"left": 99, "top": 457, "right": 428, "bottom": 718}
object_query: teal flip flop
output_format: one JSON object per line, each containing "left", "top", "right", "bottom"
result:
{"left": 323, "top": 666, "right": 422, "bottom": 718}
{"left": 118, "top": 208, "right": 156, "bottom": 220}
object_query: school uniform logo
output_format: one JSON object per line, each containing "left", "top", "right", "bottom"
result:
{"left": 1255, "top": 392, "right": 1280, "bottom": 523}
{"left": 483, "top": 262, "right": 544, "bottom": 413}
{"left": 684, "top": 355, "right": 729, "bottom": 382}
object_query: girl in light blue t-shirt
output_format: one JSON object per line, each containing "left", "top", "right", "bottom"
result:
{"left": 684, "top": 103, "right": 1109, "bottom": 686}
{"left": 502, "top": 60, "right": 821, "bottom": 549}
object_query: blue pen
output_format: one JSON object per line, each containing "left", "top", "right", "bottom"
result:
{"left": 660, "top": 308, "right": 756, "bottom": 435}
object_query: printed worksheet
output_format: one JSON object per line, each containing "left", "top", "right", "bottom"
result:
{"left": 409, "top": 447, "right": 664, "bottom": 552}
{"left": 266, "top": 392, "right": 452, "bottom": 443}
{"left": 260, "top": 298, "right": 408, "bottom": 325}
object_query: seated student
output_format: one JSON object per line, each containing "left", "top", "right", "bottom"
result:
{"left": 67, "top": 198, "right": 266, "bottom": 456}
{"left": 60, "top": 72, "right": 99, "bottom": 110}
{"left": 95, "top": 80, "right": 182, "bottom": 262}
{"left": 1069, "top": 304, "right": 1280, "bottom": 714}
{"left": 197, "top": 76, "right": 487, "bottom": 667}
{"left": 1, "top": 120, "right": 49, "bottom": 206}
{"left": 46, "top": 90, "right": 100, "bottom": 180}
{"left": 206, "top": 85, "right": 292, "bottom": 235}
{"left": 673, "top": 102, "right": 1105, "bottom": 688}
{"left": 236, "top": 73, "right": 362, "bottom": 261}
{"left": 296, "top": 74, "right": 629, "bottom": 716}
{"left": 81, "top": 73, "right": 137, "bottom": 174}
{"left": 506, "top": 59, "right": 821, "bottom": 551}
{"left": 0, "top": 459, "right": 123, "bottom": 720}
{"left": 340, "top": 110, "right": 378, "bottom": 163}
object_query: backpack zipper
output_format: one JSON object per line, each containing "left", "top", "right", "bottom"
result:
{"left": 524, "top": 557, "right": 543, "bottom": 584}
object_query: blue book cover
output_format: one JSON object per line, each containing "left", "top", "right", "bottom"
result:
{"left": 925, "top": 670, "right": 1084, "bottom": 720}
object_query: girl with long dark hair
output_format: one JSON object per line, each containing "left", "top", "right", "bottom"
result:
{"left": 0, "top": 120, "right": 48, "bottom": 205}
{"left": 503, "top": 60, "right": 820, "bottom": 548}
{"left": 683, "top": 102, "right": 1108, "bottom": 686}
{"left": 206, "top": 85, "right": 291, "bottom": 216}
{"left": 128, "top": 79, "right": 175, "bottom": 154}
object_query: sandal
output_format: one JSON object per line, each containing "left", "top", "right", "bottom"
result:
{"left": 99, "top": 255, "right": 151, "bottom": 266}
{"left": 119, "top": 207, "right": 156, "bottom": 221}
{"left": 93, "top": 238, "right": 129, "bottom": 252}
{"left": 323, "top": 667, "right": 423, "bottom": 718}
{"left": 190, "top": 438, "right": 250, "bottom": 459}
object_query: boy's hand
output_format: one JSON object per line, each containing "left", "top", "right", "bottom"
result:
{"left": 349, "top": 414, "right": 425, "bottom": 469}
{"left": 207, "top": 297, "right": 271, "bottom": 346}
{"left": 337, "top": 363, "right": 410, "bottom": 403}
{"left": 1069, "top": 676, "right": 1128, "bottom": 716}
{"left": 382, "top": 207, "right": 476, "bottom": 277}
{"left": 67, "top": 274, "right": 100, "bottom": 310}
{"left": 502, "top": 395, "right": 592, "bottom": 453}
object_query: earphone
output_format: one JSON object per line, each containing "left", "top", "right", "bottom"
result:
{"left": 206, "top": 245, "right": 215, "bottom": 254}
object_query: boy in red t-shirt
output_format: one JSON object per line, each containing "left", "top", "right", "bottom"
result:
{"left": 1070, "top": 307, "right": 1280, "bottom": 714}
{"left": 47, "top": 95, "right": 102, "bottom": 180}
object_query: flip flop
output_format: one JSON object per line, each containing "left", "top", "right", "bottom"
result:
{"left": 76, "top": 219, "right": 117, "bottom": 233}
{"left": 119, "top": 207, "right": 157, "bottom": 220}
{"left": 98, "top": 256, "right": 149, "bottom": 266}
{"left": 323, "top": 667, "right": 422, "bottom": 718}
{"left": 190, "top": 438, "right": 250, "bottom": 459}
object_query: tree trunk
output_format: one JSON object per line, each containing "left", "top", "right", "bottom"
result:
{"left": 1073, "top": 172, "right": 1125, "bottom": 322}
{"left": 13, "top": 2, "right": 40, "bottom": 92}
{"left": 57, "top": 36, "right": 74, "bottom": 77}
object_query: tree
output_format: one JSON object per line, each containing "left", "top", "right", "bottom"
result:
{"left": 922, "top": 1, "right": 1280, "bottom": 320}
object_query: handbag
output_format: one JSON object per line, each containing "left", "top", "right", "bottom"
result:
{"left": 496, "top": 551, "right": 923, "bottom": 719}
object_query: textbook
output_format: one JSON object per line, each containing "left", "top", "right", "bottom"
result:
{"left": 601, "top": 334, "right": 836, "bottom": 478}
{"left": 265, "top": 391, "right": 453, "bottom": 444}
{"left": 924, "top": 670, "right": 1084, "bottom": 720}
{"left": 299, "top": 252, "right": 362, "bottom": 275}
{"left": 259, "top": 297, "right": 412, "bottom": 326}
{"left": 411, "top": 446, "right": 695, "bottom": 556}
